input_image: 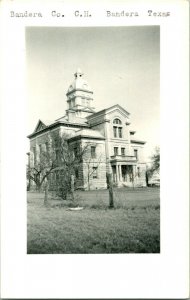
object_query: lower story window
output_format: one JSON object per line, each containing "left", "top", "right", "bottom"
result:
{"left": 92, "top": 167, "right": 98, "bottom": 179}
{"left": 137, "top": 167, "right": 140, "bottom": 177}
{"left": 75, "top": 168, "right": 79, "bottom": 179}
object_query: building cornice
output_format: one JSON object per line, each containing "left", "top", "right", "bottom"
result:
{"left": 68, "top": 135, "right": 105, "bottom": 142}
{"left": 66, "top": 88, "right": 93, "bottom": 96}
{"left": 131, "top": 139, "right": 146, "bottom": 145}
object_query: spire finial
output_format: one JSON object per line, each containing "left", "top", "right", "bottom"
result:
{"left": 74, "top": 68, "right": 83, "bottom": 78}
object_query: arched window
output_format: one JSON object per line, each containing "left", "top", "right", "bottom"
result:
{"left": 113, "top": 118, "right": 123, "bottom": 138}
{"left": 113, "top": 118, "right": 122, "bottom": 125}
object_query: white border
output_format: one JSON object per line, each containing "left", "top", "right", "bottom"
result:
{"left": 1, "top": 1, "right": 189, "bottom": 298}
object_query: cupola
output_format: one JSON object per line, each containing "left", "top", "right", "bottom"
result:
{"left": 66, "top": 68, "right": 95, "bottom": 119}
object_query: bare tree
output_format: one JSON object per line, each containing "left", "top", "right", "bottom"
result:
{"left": 150, "top": 146, "right": 160, "bottom": 173}
{"left": 146, "top": 146, "right": 160, "bottom": 186}
{"left": 50, "top": 134, "right": 90, "bottom": 199}
{"left": 27, "top": 135, "right": 58, "bottom": 192}
{"left": 83, "top": 154, "right": 103, "bottom": 190}
{"left": 27, "top": 131, "right": 105, "bottom": 202}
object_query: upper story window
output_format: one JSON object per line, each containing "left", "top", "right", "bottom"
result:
{"left": 113, "top": 118, "right": 123, "bottom": 138}
{"left": 56, "top": 149, "right": 60, "bottom": 163}
{"left": 114, "top": 147, "right": 118, "bottom": 156}
{"left": 113, "top": 126, "right": 117, "bottom": 138}
{"left": 113, "top": 118, "right": 122, "bottom": 125}
{"left": 45, "top": 142, "right": 49, "bottom": 153}
{"left": 74, "top": 147, "right": 78, "bottom": 158}
{"left": 33, "top": 147, "right": 36, "bottom": 165}
{"left": 71, "top": 99, "right": 75, "bottom": 107}
{"left": 91, "top": 146, "right": 96, "bottom": 158}
{"left": 121, "top": 148, "right": 125, "bottom": 156}
{"left": 118, "top": 127, "right": 122, "bottom": 138}
{"left": 134, "top": 149, "right": 138, "bottom": 159}
{"left": 39, "top": 144, "right": 42, "bottom": 156}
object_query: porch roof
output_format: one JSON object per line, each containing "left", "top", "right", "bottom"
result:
{"left": 110, "top": 155, "right": 137, "bottom": 165}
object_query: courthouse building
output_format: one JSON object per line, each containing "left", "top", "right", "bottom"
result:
{"left": 27, "top": 68, "right": 147, "bottom": 190}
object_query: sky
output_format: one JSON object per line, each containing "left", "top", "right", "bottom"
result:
{"left": 26, "top": 26, "right": 159, "bottom": 160}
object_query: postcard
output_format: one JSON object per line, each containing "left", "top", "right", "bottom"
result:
{"left": 0, "top": 0, "right": 189, "bottom": 298}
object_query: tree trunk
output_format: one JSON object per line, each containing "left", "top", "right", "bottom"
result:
{"left": 146, "top": 171, "right": 149, "bottom": 187}
{"left": 87, "top": 166, "right": 90, "bottom": 190}
{"left": 44, "top": 178, "right": 49, "bottom": 206}
{"left": 38, "top": 185, "right": 42, "bottom": 193}
{"left": 107, "top": 173, "right": 114, "bottom": 209}
{"left": 71, "top": 175, "right": 75, "bottom": 202}
{"left": 132, "top": 176, "right": 135, "bottom": 190}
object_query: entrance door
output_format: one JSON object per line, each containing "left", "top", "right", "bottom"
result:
{"left": 121, "top": 165, "right": 127, "bottom": 182}
{"left": 126, "top": 165, "right": 133, "bottom": 182}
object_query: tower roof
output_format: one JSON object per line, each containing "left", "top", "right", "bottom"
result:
{"left": 67, "top": 68, "right": 93, "bottom": 95}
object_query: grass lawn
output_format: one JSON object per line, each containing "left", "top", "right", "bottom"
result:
{"left": 27, "top": 187, "right": 160, "bottom": 254}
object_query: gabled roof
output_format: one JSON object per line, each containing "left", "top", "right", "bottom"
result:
{"left": 33, "top": 119, "right": 53, "bottom": 133}
{"left": 28, "top": 104, "right": 131, "bottom": 139}
{"left": 87, "top": 104, "right": 130, "bottom": 120}
{"left": 28, "top": 119, "right": 89, "bottom": 139}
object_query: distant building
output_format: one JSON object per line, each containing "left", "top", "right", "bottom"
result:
{"left": 27, "top": 68, "right": 147, "bottom": 190}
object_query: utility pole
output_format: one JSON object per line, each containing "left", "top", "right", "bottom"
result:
{"left": 107, "top": 173, "right": 114, "bottom": 208}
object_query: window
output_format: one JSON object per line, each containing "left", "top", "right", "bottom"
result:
{"left": 121, "top": 148, "right": 125, "bottom": 156}
{"left": 113, "top": 118, "right": 123, "bottom": 138}
{"left": 39, "top": 144, "right": 42, "bottom": 156}
{"left": 45, "top": 142, "right": 49, "bottom": 153}
{"left": 114, "top": 147, "right": 118, "bottom": 156}
{"left": 134, "top": 149, "right": 138, "bottom": 159}
{"left": 75, "top": 168, "right": 79, "bottom": 179}
{"left": 92, "top": 167, "right": 98, "bottom": 179}
{"left": 74, "top": 147, "right": 78, "bottom": 158}
{"left": 118, "top": 127, "right": 122, "bottom": 138}
{"left": 113, "top": 118, "right": 122, "bottom": 125}
{"left": 91, "top": 146, "right": 96, "bottom": 158}
{"left": 137, "top": 167, "right": 140, "bottom": 177}
{"left": 56, "top": 149, "right": 59, "bottom": 162}
{"left": 113, "top": 126, "right": 117, "bottom": 138}
{"left": 33, "top": 147, "right": 36, "bottom": 165}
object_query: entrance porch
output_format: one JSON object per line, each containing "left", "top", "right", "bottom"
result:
{"left": 112, "top": 164, "right": 136, "bottom": 186}
{"left": 110, "top": 154, "right": 140, "bottom": 187}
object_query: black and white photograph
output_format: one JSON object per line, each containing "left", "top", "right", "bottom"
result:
{"left": 26, "top": 26, "right": 160, "bottom": 254}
